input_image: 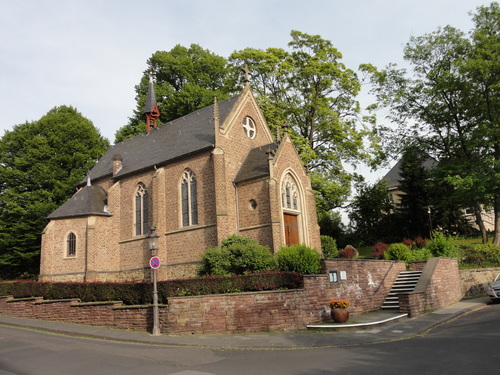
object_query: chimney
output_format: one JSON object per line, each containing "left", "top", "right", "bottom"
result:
{"left": 112, "top": 154, "right": 123, "bottom": 176}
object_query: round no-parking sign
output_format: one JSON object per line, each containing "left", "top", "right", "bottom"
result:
{"left": 149, "top": 256, "right": 161, "bottom": 269}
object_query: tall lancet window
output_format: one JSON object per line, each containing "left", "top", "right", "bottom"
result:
{"left": 135, "top": 183, "right": 149, "bottom": 236}
{"left": 281, "top": 173, "right": 302, "bottom": 246}
{"left": 181, "top": 169, "right": 198, "bottom": 227}
{"left": 281, "top": 174, "right": 299, "bottom": 212}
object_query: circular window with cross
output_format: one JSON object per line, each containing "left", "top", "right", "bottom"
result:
{"left": 242, "top": 116, "right": 256, "bottom": 139}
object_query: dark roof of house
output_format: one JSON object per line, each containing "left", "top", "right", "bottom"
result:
{"left": 47, "top": 185, "right": 111, "bottom": 219}
{"left": 383, "top": 157, "right": 437, "bottom": 189}
{"left": 234, "top": 142, "right": 280, "bottom": 183}
{"left": 83, "top": 95, "right": 240, "bottom": 184}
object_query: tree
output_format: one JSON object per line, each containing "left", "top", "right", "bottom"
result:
{"left": 0, "top": 106, "right": 109, "bottom": 278}
{"left": 115, "top": 44, "right": 239, "bottom": 143}
{"left": 367, "top": 3, "right": 500, "bottom": 244}
{"left": 348, "top": 178, "right": 398, "bottom": 244}
{"left": 397, "top": 146, "right": 433, "bottom": 239}
{"left": 229, "top": 30, "right": 381, "bottom": 213}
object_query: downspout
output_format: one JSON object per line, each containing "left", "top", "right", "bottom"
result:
{"left": 84, "top": 220, "right": 89, "bottom": 282}
{"left": 233, "top": 182, "right": 240, "bottom": 235}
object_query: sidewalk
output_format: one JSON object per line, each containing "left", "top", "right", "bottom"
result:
{"left": 0, "top": 297, "right": 490, "bottom": 350}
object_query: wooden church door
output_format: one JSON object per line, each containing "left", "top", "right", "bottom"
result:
{"left": 284, "top": 213, "right": 299, "bottom": 246}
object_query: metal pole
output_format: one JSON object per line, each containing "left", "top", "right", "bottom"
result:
{"left": 152, "top": 267, "right": 160, "bottom": 336}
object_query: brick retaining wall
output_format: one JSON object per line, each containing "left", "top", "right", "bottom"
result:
{"left": 399, "top": 258, "right": 462, "bottom": 317}
{"left": 1, "top": 258, "right": 471, "bottom": 335}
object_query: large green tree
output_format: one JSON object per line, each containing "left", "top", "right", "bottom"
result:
{"left": 367, "top": 3, "right": 500, "bottom": 244}
{"left": 230, "top": 31, "right": 381, "bottom": 212}
{"left": 348, "top": 178, "right": 398, "bottom": 245}
{"left": 0, "top": 106, "right": 109, "bottom": 278}
{"left": 115, "top": 44, "right": 239, "bottom": 143}
{"left": 397, "top": 146, "right": 433, "bottom": 239}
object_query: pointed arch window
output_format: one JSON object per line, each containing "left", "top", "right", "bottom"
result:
{"left": 135, "top": 183, "right": 149, "bottom": 236}
{"left": 281, "top": 174, "right": 299, "bottom": 212}
{"left": 67, "top": 232, "right": 76, "bottom": 257}
{"left": 181, "top": 169, "right": 198, "bottom": 227}
{"left": 281, "top": 173, "right": 302, "bottom": 246}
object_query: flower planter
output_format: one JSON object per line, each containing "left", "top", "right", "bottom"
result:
{"left": 331, "top": 308, "right": 349, "bottom": 323}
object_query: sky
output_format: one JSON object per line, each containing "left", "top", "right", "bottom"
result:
{"left": 0, "top": 0, "right": 493, "bottom": 180}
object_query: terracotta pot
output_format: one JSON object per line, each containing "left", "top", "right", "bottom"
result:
{"left": 331, "top": 308, "right": 349, "bottom": 323}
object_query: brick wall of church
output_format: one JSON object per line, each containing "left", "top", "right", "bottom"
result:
{"left": 272, "top": 136, "right": 322, "bottom": 252}
{"left": 236, "top": 178, "right": 274, "bottom": 248}
{"left": 40, "top": 217, "right": 89, "bottom": 282}
{"left": 218, "top": 95, "right": 275, "bottom": 237}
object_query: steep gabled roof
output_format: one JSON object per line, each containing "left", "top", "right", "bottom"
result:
{"left": 48, "top": 185, "right": 111, "bottom": 219}
{"left": 383, "top": 157, "right": 437, "bottom": 189}
{"left": 82, "top": 95, "right": 240, "bottom": 184}
{"left": 234, "top": 142, "right": 280, "bottom": 183}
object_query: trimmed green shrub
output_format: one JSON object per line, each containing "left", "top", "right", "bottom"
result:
{"left": 427, "top": 232, "right": 457, "bottom": 258}
{"left": 411, "top": 247, "right": 433, "bottom": 261}
{"left": 321, "top": 235, "right": 338, "bottom": 258}
{"left": 197, "top": 247, "right": 231, "bottom": 276}
{"left": 277, "top": 244, "right": 321, "bottom": 275}
{"left": 384, "top": 243, "right": 413, "bottom": 261}
{"left": 197, "top": 235, "right": 277, "bottom": 276}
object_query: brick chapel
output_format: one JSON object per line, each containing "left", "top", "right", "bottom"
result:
{"left": 39, "top": 73, "right": 321, "bottom": 282}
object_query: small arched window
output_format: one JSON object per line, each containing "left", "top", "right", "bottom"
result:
{"left": 135, "top": 183, "right": 149, "bottom": 236}
{"left": 181, "top": 169, "right": 198, "bottom": 227}
{"left": 67, "top": 232, "right": 76, "bottom": 257}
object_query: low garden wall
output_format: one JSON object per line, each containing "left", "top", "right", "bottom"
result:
{"left": 0, "top": 258, "right": 473, "bottom": 335}
{"left": 1, "top": 259, "right": 405, "bottom": 335}
{"left": 460, "top": 267, "right": 500, "bottom": 298}
{"left": 398, "top": 257, "right": 462, "bottom": 317}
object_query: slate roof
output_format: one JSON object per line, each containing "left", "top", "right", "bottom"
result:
{"left": 234, "top": 142, "right": 280, "bottom": 183}
{"left": 383, "top": 157, "right": 437, "bottom": 189}
{"left": 48, "top": 185, "right": 111, "bottom": 219}
{"left": 82, "top": 95, "right": 240, "bottom": 184}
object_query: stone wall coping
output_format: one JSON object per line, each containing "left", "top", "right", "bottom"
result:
{"left": 323, "top": 259, "right": 403, "bottom": 264}
{"left": 72, "top": 301, "right": 124, "bottom": 307}
{"left": 34, "top": 298, "right": 80, "bottom": 305}
{"left": 112, "top": 304, "right": 168, "bottom": 310}
{"left": 413, "top": 257, "right": 440, "bottom": 293}
{"left": 167, "top": 288, "right": 305, "bottom": 300}
{"left": 6, "top": 297, "right": 43, "bottom": 303}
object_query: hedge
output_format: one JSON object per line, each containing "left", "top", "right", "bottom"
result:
{"left": 0, "top": 271, "right": 303, "bottom": 305}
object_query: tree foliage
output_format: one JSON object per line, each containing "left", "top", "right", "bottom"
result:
{"left": 348, "top": 178, "right": 398, "bottom": 244}
{"left": 366, "top": 2, "right": 500, "bottom": 244}
{"left": 0, "top": 106, "right": 109, "bottom": 279}
{"left": 229, "top": 30, "right": 381, "bottom": 212}
{"left": 115, "top": 44, "right": 239, "bottom": 143}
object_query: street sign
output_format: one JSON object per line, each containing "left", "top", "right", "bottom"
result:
{"left": 149, "top": 256, "right": 161, "bottom": 269}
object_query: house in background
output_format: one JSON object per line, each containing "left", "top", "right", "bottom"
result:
{"left": 39, "top": 75, "right": 321, "bottom": 282}
{"left": 383, "top": 158, "right": 494, "bottom": 232}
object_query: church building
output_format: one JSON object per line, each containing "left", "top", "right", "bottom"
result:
{"left": 39, "top": 73, "right": 321, "bottom": 282}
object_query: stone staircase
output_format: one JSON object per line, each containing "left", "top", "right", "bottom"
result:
{"left": 381, "top": 270, "right": 422, "bottom": 310}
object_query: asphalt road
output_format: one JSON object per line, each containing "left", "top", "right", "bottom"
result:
{"left": 1, "top": 303, "right": 498, "bottom": 375}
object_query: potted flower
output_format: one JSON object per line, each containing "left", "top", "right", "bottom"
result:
{"left": 329, "top": 299, "right": 350, "bottom": 323}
